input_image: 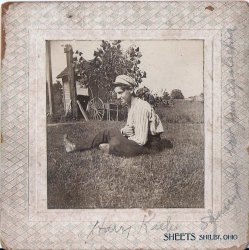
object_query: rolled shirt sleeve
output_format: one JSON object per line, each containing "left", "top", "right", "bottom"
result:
{"left": 121, "top": 107, "right": 132, "bottom": 136}
{"left": 128, "top": 106, "right": 149, "bottom": 146}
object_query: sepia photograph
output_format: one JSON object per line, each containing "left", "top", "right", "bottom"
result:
{"left": 46, "top": 40, "right": 204, "bottom": 209}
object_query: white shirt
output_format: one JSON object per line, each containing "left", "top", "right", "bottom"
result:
{"left": 121, "top": 97, "right": 164, "bottom": 146}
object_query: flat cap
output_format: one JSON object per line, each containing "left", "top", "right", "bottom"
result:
{"left": 113, "top": 75, "right": 136, "bottom": 87}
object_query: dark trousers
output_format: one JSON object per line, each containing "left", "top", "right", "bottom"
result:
{"left": 75, "top": 129, "right": 162, "bottom": 157}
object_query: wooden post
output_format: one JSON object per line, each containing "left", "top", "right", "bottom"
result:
{"left": 64, "top": 44, "right": 78, "bottom": 119}
{"left": 77, "top": 100, "right": 89, "bottom": 121}
{"left": 46, "top": 41, "right": 54, "bottom": 116}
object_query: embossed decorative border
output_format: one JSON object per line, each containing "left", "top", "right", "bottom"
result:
{"left": 1, "top": 2, "right": 248, "bottom": 249}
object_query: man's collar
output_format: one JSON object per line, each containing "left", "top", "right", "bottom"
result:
{"left": 130, "top": 96, "right": 139, "bottom": 107}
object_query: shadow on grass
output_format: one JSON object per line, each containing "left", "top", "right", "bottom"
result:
{"left": 161, "top": 138, "right": 174, "bottom": 149}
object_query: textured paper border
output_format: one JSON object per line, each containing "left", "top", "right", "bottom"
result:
{"left": 1, "top": 2, "right": 248, "bottom": 249}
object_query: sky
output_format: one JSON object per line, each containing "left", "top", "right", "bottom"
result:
{"left": 50, "top": 40, "right": 203, "bottom": 98}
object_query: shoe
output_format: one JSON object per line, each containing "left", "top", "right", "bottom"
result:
{"left": 63, "top": 134, "right": 76, "bottom": 153}
{"left": 99, "top": 143, "right": 110, "bottom": 154}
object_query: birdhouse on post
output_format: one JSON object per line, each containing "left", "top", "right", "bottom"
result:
{"left": 64, "top": 44, "right": 78, "bottom": 119}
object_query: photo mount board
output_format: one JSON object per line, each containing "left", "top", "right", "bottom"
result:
{"left": 1, "top": 2, "right": 249, "bottom": 249}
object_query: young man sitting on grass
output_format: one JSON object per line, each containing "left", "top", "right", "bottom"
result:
{"left": 64, "top": 75, "right": 169, "bottom": 157}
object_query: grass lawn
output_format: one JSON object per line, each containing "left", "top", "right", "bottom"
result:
{"left": 47, "top": 100, "right": 204, "bottom": 209}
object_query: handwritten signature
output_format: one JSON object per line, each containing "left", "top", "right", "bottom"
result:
{"left": 200, "top": 27, "right": 245, "bottom": 234}
{"left": 200, "top": 182, "right": 240, "bottom": 234}
{"left": 86, "top": 214, "right": 179, "bottom": 240}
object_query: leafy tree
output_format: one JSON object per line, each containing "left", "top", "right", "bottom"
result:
{"left": 73, "top": 41, "right": 146, "bottom": 102}
{"left": 136, "top": 86, "right": 150, "bottom": 98}
{"left": 47, "top": 81, "right": 64, "bottom": 122}
{"left": 170, "top": 89, "right": 184, "bottom": 99}
{"left": 53, "top": 81, "right": 64, "bottom": 117}
{"left": 162, "top": 89, "right": 170, "bottom": 101}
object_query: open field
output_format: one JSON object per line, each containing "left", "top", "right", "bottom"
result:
{"left": 47, "top": 100, "right": 204, "bottom": 209}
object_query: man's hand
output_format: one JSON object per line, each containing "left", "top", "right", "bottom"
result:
{"left": 121, "top": 125, "right": 135, "bottom": 137}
